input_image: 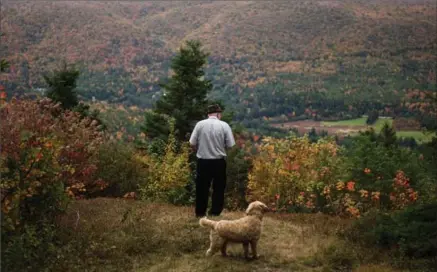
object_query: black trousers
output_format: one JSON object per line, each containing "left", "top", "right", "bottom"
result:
{"left": 195, "top": 158, "right": 227, "bottom": 217}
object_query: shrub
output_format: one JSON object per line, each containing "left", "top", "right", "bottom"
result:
{"left": 246, "top": 134, "right": 424, "bottom": 217}
{"left": 316, "top": 241, "right": 359, "bottom": 272}
{"left": 138, "top": 119, "right": 191, "bottom": 205}
{"left": 343, "top": 202, "right": 437, "bottom": 268}
{"left": 247, "top": 135, "right": 344, "bottom": 212}
{"left": 0, "top": 98, "right": 105, "bottom": 271}
{"left": 94, "top": 141, "right": 148, "bottom": 197}
{"left": 224, "top": 146, "right": 252, "bottom": 210}
{"left": 344, "top": 135, "right": 434, "bottom": 207}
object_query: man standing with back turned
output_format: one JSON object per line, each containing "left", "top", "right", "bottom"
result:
{"left": 189, "top": 104, "right": 236, "bottom": 217}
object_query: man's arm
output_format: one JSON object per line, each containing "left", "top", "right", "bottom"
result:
{"left": 224, "top": 123, "right": 236, "bottom": 149}
{"left": 189, "top": 123, "right": 199, "bottom": 150}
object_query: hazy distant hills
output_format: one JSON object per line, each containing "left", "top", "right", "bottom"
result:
{"left": 1, "top": 0, "right": 436, "bottom": 111}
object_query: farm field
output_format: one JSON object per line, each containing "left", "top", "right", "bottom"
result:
{"left": 271, "top": 117, "right": 435, "bottom": 142}
{"left": 322, "top": 117, "right": 392, "bottom": 131}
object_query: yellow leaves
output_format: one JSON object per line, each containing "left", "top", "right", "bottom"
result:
{"left": 66, "top": 187, "right": 75, "bottom": 197}
{"left": 359, "top": 189, "right": 369, "bottom": 198}
{"left": 2, "top": 197, "right": 12, "bottom": 214}
{"left": 138, "top": 119, "right": 191, "bottom": 203}
{"left": 44, "top": 141, "right": 53, "bottom": 148}
{"left": 247, "top": 135, "right": 342, "bottom": 209}
{"left": 323, "top": 186, "right": 331, "bottom": 196}
{"left": 336, "top": 181, "right": 345, "bottom": 191}
{"left": 249, "top": 134, "right": 421, "bottom": 217}
{"left": 71, "top": 182, "right": 86, "bottom": 192}
{"left": 346, "top": 206, "right": 360, "bottom": 218}
{"left": 277, "top": 169, "right": 289, "bottom": 176}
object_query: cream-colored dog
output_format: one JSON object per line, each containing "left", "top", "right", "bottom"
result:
{"left": 199, "top": 201, "right": 269, "bottom": 259}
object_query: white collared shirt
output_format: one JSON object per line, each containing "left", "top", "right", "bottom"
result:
{"left": 189, "top": 116, "right": 236, "bottom": 159}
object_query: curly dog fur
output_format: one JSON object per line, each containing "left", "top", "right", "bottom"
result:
{"left": 199, "top": 201, "right": 269, "bottom": 259}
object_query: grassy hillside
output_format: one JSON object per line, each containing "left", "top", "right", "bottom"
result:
{"left": 1, "top": 0, "right": 436, "bottom": 114}
{"left": 55, "top": 198, "right": 408, "bottom": 272}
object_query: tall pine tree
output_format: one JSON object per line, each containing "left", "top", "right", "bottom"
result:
{"left": 0, "top": 33, "right": 9, "bottom": 73}
{"left": 143, "top": 40, "right": 213, "bottom": 142}
{"left": 44, "top": 62, "right": 105, "bottom": 129}
{"left": 44, "top": 63, "right": 80, "bottom": 110}
{"left": 379, "top": 122, "right": 397, "bottom": 148}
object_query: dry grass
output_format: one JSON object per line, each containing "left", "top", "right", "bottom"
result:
{"left": 56, "top": 198, "right": 404, "bottom": 272}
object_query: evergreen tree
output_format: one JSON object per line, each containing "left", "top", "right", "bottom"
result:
{"left": 360, "top": 127, "right": 378, "bottom": 142}
{"left": 44, "top": 63, "right": 80, "bottom": 110}
{"left": 379, "top": 122, "right": 397, "bottom": 148}
{"left": 366, "top": 110, "right": 379, "bottom": 125}
{"left": 308, "top": 127, "right": 319, "bottom": 143}
{"left": 0, "top": 59, "right": 8, "bottom": 73}
{"left": 44, "top": 63, "right": 105, "bottom": 129}
{"left": 143, "top": 40, "right": 212, "bottom": 142}
{"left": 0, "top": 33, "right": 9, "bottom": 73}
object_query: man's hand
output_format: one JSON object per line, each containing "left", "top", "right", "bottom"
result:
{"left": 190, "top": 144, "right": 197, "bottom": 151}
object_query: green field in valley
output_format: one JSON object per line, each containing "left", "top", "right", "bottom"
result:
{"left": 322, "top": 117, "right": 434, "bottom": 143}
{"left": 322, "top": 117, "right": 393, "bottom": 130}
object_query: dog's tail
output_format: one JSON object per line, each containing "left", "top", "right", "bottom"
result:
{"left": 199, "top": 217, "right": 218, "bottom": 229}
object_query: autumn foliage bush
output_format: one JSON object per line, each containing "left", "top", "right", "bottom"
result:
{"left": 138, "top": 119, "right": 192, "bottom": 205}
{"left": 247, "top": 135, "right": 344, "bottom": 212}
{"left": 0, "top": 98, "right": 105, "bottom": 270}
{"left": 246, "top": 134, "right": 424, "bottom": 218}
{"left": 95, "top": 141, "right": 148, "bottom": 197}
{"left": 343, "top": 135, "right": 435, "bottom": 207}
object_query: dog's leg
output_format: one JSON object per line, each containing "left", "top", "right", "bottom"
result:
{"left": 221, "top": 240, "right": 228, "bottom": 257}
{"left": 243, "top": 242, "right": 250, "bottom": 259}
{"left": 250, "top": 241, "right": 259, "bottom": 259}
{"left": 206, "top": 231, "right": 223, "bottom": 257}
{"left": 206, "top": 231, "right": 216, "bottom": 257}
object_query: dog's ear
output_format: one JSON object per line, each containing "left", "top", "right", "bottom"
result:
{"left": 245, "top": 202, "right": 255, "bottom": 215}
{"left": 260, "top": 202, "right": 269, "bottom": 213}
{"left": 246, "top": 201, "right": 268, "bottom": 216}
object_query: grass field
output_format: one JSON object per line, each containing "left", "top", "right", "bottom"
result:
{"left": 53, "top": 198, "right": 409, "bottom": 272}
{"left": 321, "top": 117, "right": 435, "bottom": 142}
{"left": 322, "top": 117, "right": 369, "bottom": 127}
{"left": 396, "top": 131, "right": 436, "bottom": 142}
{"left": 322, "top": 117, "right": 393, "bottom": 131}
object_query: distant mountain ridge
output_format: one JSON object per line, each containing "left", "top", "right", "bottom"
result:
{"left": 1, "top": 0, "right": 436, "bottom": 114}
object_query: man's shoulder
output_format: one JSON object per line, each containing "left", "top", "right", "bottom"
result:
{"left": 219, "top": 120, "right": 232, "bottom": 130}
{"left": 195, "top": 119, "right": 208, "bottom": 126}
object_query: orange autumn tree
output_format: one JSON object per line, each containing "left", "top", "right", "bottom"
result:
{"left": 0, "top": 98, "right": 105, "bottom": 233}
{"left": 247, "top": 135, "right": 344, "bottom": 212}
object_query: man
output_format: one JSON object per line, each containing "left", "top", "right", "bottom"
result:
{"left": 189, "top": 104, "right": 236, "bottom": 217}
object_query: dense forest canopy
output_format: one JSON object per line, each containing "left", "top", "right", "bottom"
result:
{"left": 1, "top": 1, "right": 435, "bottom": 131}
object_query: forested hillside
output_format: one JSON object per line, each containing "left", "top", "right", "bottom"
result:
{"left": 2, "top": 2, "right": 437, "bottom": 271}
{"left": 1, "top": 0, "right": 436, "bottom": 128}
